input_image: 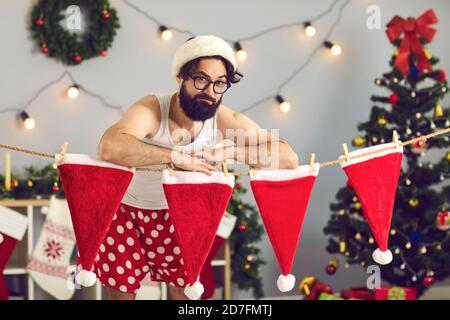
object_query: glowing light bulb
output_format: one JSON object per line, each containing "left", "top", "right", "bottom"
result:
{"left": 324, "top": 41, "right": 342, "bottom": 56}
{"left": 276, "top": 95, "right": 291, "bottom": 113}
{"left": 304, "top": 22, "right": 316, "bottom": 37}
{"left": 67, "top": 85, "right": 79, "bottom": 99}
{"left": 20, "top": 111, "right": 35, "bottom": 130}
{"left": 159, "top": 26, "right": 172, "bottom": 41}
{"left": 234, "top": 42, "right": 247, "bottom": 61}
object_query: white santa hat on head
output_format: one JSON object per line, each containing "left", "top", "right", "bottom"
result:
{"left": 171, "top": 35, "right": 238, "bottom": 80}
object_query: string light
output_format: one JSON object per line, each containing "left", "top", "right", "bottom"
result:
{"left": 1, "top": 0, "right": 350, "bottom": 126}
{"left": 234, "top": 42, "right": 247, "bottom": 61}
{"left": 276, "top": 95, "right": 291, "bottom": 113}
{"left": 159, "top": 25, "right": 172, "bottom": 41}
{"left": 20, "top": 111, "right": 35, "bottom": 130}
{"left": 67, "top": 85, "right": 80, "bottom": 99}
{"left": 303, "top": 22, "right": 316, "bottom": 37}
{"left": 323, "top": 40, "right": 342, "bottom": 56}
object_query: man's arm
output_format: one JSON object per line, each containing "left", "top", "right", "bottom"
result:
{"left": 200, "top": 105, "right": 299, "bottom": 169}
{"left": 98, "top": 95, "right": 216, "bottom": 174}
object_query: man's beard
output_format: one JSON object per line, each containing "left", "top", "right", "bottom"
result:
{"left": 178, "top": 82, "right": 222, "bottom": 121}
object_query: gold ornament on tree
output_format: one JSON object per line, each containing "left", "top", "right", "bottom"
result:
{"left": 352, "top": 136, "right": 366, "bottom": 147}
{"left": 434, "top": 104, "right": 443, "bottom": 118}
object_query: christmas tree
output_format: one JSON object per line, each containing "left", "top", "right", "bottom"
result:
{"left": 324, "top": 9, "right": 450, "bottom": 297}
{"left": 228, "top": 175, "right": 265, "bottom": 298}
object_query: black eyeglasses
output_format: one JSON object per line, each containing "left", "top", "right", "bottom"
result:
{"left": 188, "top": 74, "right": 230, "bottom": 94}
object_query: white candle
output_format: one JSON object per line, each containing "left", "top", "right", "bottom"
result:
{"left": 5, "top": 151, "right": 11, "bottom": 191}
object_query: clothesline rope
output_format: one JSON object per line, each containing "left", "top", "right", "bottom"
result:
{"left": 0, "top": 127, "right": 449, "bottom": 176}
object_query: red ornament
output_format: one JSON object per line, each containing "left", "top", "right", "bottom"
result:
{"left": 41, "top": 46, "right": 49, "bottom": 54}
{"left": 36, "top": 18, "right": 44, "bottom": 26}
{"left": 236, "top": 183, "right": 242, "bottom": 190}
{"left": 325, "top": 264, "right": 337, "bottom": 275}
{"left": 436, "top": 69, "right": 446, "bottom": 82}
{"left": 389, "top": 93, "right": 399, "bottom": 105}
{"left": 102, "top": 10, "right": 110, "bottom": 19}
{"left": 11, "top": 179, "right": 19, "bottom": 188}
{"left": 52, "top": 182, "right": 59, "bottom": 192}
{"left": 100, "top": 50, "right": 108, "bottom": 57}
{"left": 238, "top": 224, "right": 247, "bottom": 231}
{"left": 73, "top": 54, "right": 82, "bottom": 63}
{"left": 423, "top": 275, "right": 434, "bottom": 287}
{"left": 436, "top": 210, "right": 450, "bottom": 231}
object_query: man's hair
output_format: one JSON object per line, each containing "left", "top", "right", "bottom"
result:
{"left": 178, "top": 56, "right": 243, "bottom": 85}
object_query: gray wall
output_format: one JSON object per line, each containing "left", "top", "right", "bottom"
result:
{"left": 1, "top": 0, "right": 449, "bottom": 299}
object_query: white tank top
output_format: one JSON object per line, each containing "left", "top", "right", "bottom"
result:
{"left": 121, "top": 92, "right": 218, "bottom": 209}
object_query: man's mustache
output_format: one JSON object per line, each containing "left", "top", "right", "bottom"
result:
{"left": 195, "top": 95, "right": 215, "bottom": 103}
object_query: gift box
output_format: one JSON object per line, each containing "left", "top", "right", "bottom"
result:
{"left": 319, "top": 292, "right": 343, "bottom": 300}
{"left": 340, "top": 287, "right": 375, "bottom": 300}
{"left": 375, "top": 287, "right": 416, "bottom": 300}
{"left": 300, "top": 277, "right": 334, "bottom": 300}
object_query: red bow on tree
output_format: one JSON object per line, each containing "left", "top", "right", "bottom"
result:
{"left": 385, "top": 9, "right": 438, "bottom": 77}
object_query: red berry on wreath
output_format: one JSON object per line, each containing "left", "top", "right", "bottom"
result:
{"left": 100, "top": 50, "right": 108, "bottom": 57}
{"left": 436, "top": 69, "right": 446, "bottom": 82}
{"left": 73, "top": 54, "right": 82, "bottom": 63}
{"left": 389, "top": 93, "right": 399, "bottom": 105}
{"left": 41, "top": 45, "right": 49, "bottom": 54}
{"left": 36, "top": 18, "right": 44, "bottom": 26}
{"left": 236, "top": 183, "right": 242, "bottom": 189}
{"left": 102, "top": 10, "right": 110, "bottom": 19}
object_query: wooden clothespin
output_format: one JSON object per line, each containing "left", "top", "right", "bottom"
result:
{"left": 249, "top": 165, "right": 257, "bottom": 177}
{"left": 167, "top": 163, "right": 174, "bottom": 176}
{"left": 392, "top": 130, "right": 401, "bottom": 150}
{"left": 309, "top": 153, "right": 315, "bottom": 174}
{"left": 342, "top": 143, "right": 350, "bottom": 163}
{"left": 56, "top": 141, "right": 69, "bottom": 166}
{"left": 222, "top": 161, "right": 228, "bottom": 177}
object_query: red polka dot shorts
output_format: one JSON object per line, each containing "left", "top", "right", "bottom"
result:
{"left": 94, "top": 203, "right": 188, "bottom": 294}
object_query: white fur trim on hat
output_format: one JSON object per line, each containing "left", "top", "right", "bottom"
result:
{"left": 161, "top": 169, "right": 235, "bottom": 188}
{"left": 172, "top": 35, "right": 237, "bottom": 79}
{"left": 339, "top": 142, "right": 403, "bottom": 168}
{"left": 250, "top": 163, "right": 320, "bottom": 182}
{"left": 55, "top": 153, "right": 136, "bottom": 173}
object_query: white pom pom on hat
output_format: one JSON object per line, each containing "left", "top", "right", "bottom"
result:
{"left": 184, "top": 281, "right": 204, "bottom": 300}
{"left": 75, "top": 269, "right": 97, "bottom": 287}
{"left": 171, "top": 35, "right": 238, "bottom": 80}
{"left": 372, "top": 248, "right": 393, "bottom": 265}
{"left": 277, "top": 274, "right": 296, "bottom": 292}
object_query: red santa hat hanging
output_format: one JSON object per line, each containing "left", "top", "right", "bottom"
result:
{"left": 55, "top": 143, "right": 135, "bottom": 287}
{"left": 249, "top": 157, "right": 320, "bottom": 292}
{"left": 340, "top": 131, "right": 404, "bottom": 265}
{"left": 161, "top": 165, "right": 234, "bottom": 300}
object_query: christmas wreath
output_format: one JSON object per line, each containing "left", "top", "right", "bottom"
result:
{"left": 29, "top": 0, "right": 120, "bottom": 66}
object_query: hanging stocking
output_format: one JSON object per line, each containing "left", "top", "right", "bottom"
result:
{"left": 0, "top": 205, "right": 28, "bottom": 300}
{"left": 55, "top": 153, "right": 135, "bottom": 287}
{"left": 27, "top": 195, "right": 76, "bottom": 300}
{"left": 135, "top": 273, "right": 162, "bottom": 300}
{"left": 340, "top": 142, "right": 403, "bottom": 265}
{"left": 250, "top": 164, "right": 320, "bottom": 292}
{"left": 200, "top": 212, "right": 237, "bottom": 300}
{"left": 161, "top": 170, "right": 234, "bottom": 300}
